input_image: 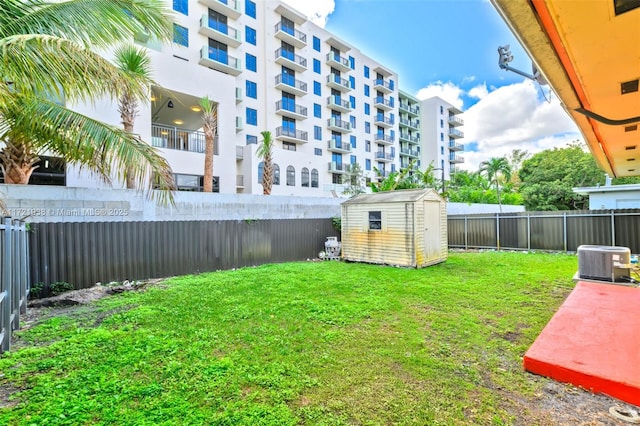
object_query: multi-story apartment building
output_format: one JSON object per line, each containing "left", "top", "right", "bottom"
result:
{"left": 54, "top": 0, "right": 400, "bottom": 196}
{"left": 398, "top": 91, "right": 422, "bottom": 171}
{"left": 418, "top": 97, "right": 465, "bottom": 180}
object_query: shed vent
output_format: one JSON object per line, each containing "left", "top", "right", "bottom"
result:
{"left": 577, "top": 245, "right": 631, "bottom": 282}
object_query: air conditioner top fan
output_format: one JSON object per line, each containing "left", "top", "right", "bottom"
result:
{"left": 577, "top": 245, "right": 631, "bottom": 282}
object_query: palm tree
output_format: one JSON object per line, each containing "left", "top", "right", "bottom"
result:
{"left": 200, "top": 96, "right": 217, "bottom": 193}
{"left": 257, "top": 131, "right": 274, "bottom": 195}
{"left": 0, "top": 0, "right": 176, "bottom": 202}
{"left": 114, "top": 44, "right": 153, "bottom": 189}
{"left": 479, "top": 156, "right": 512, "bottom": 211}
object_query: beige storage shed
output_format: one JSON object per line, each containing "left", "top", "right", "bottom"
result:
{"left": 341, "top": 189, "right": 447, "bottom": 268}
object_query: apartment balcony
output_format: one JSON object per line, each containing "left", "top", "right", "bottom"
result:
{"left": 400, "top": 160, "right": 411, "bottom": 169}
{"left": 399, "top": 132, "right": 420, "bottom": 144}
{"left": 374, "top": 113, "right": 394, "bottom": 128}
{"left": 400, "top": 147, "right": 419, "bottom": 158}
{"left": 327, "top": 117, "right": 352, "bottom": 133}
{"left": 274, "top": 74, "right": 307, "bottom": 97}
{"left": 326, "top": 74, "right": 352, "bottom": 92}
{"left": 235, "top": 87, "right": 242, "bottom": 103}
{"left": 276, "top": 126, "right": 308, "bottom": 144}
{"left": 199, "top": 15, "right": 241, "bottom": 48}
{"left": 373, "top": 95, "right": 394, "bottom": 111}
{"left": 399, "top": 102, "right": 420, "bottom": 117}
{"left": 328, "top": 161, "right": 348, "bottom": 174}
{"left": 326, "top": 52, "right": 351, "bottom": 72}
{"left": 274, "top": 22, "right": 307, "bottom": 48}
{"left": 151, "top": 124, "right": 212, "bottom": 154}
{"left": 198, "top": 0, "right": 242, "bottom": 20}
{"left": 399, "top": 117, "right": 420, "bottom": 130}
{"left": 274, "top": 48, "right": 307, "bottom": 72}
{"left": 449, "top": 128, "right": 464, "bottom": 139}
{"left": 199, "top": 46, "right": 242, "bottom": 76}
{"left": 327, "top": 139, "right": 352, "bottom": 153}
{"left": 275, "top": 100, "right": 308, "bottom": 120}
{"left": 236, "top": 174, "right": 244, "bottom": 188}
{"left": 448, "top": 114, "right": 464, "bottom": 127}
{"left": 449, "top": 141, "right": 464, "bottom": 151}
{"left": 235, "top": 116, "right": 242, "bottom": 132}
{"left": 375, "top": 151, "right": 395, "bottom": 162}
{"left": 374, "top": 132, "right": 394, "bottom": 145}
{"left": 373, "top": 78, "right": 394, "bottom": 94}
{"left": 327, "top": 95, "right": 352, "bottom": 113}
{"left": 236, "top": 145, "right": 244, "bottom": 161}
{"left": 449, "top": 154, "right": 465, "bottom": 164}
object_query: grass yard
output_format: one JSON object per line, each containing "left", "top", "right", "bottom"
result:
{"left": 0, "top": 251, "right": 579, "bottom": 425}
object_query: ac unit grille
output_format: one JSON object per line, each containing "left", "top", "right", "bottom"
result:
{"left": 578, "top": 245, "right": 631, "bottom": 282}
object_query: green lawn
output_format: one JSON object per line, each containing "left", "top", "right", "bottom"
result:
{"left": 0, "top": 251, "right": 577, "bottom": 425}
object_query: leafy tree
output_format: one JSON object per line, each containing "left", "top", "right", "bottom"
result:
{"left": 0, "top": 0, "right": 175, "bottom": 201}
{"left": 480, "top": 157, "right": 512, "bottom": 212}
{"left": 370, "top": 166, "right": 422, "bottom": 192}
{"left": 519, "top": 142, "right": 605, "bottom": 210}
{"left": 342, "top": 163, "right": 365, "bottom": 196}
{"left": 200, "top": 96, "right": 217, "bottom": 193}
{"left": 115, "top": 44, "right": 153, "bottom": 189}
{"left": 257, "top": 130, "right": 274, "bottom": 195}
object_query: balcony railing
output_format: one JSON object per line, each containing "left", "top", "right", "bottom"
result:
{"left": 375, "top": 151, "right": 395, "bottom": 160}
{"left": 236, "top": 145, "right": 244, "bottom": 160}
{"left": 276, "top": 126, "right": 308, "bottom": 142}
{"left": 326, "top": 52, "right": 351, "bottom": 71}
{"left": 399, "top": 102, "right": 419, "bottom": 115}
{"left": 373, "top": 78, "right": 394, "bottom": 92}
{"left": 449, "top": 154, "right": 465, "bottom": 163}
{"left": 374, "top": 95, "right": 394, "bottom": 109}
{"left": 375, "top": 113, "right": 394, "bottom": 126}
{"left": 327, "top": 139, "right": 352, "bottom": 153}
{"left": 152, "top": 124, "right": 219, "bottom": 154}
{"left": 236, "top": 174, "right": 244, "bottom": 187}
{"left": 449, "top": 128, "right": 464, "bottom": 139}
{"left": 275, "top": 48, "right": 307, "bottom": 70}
{"left": 399, "top": 133, "right": 420, "bottom": 143}
{"left": 374, "top": 133, "right": 395, "bottom": 144}
{"left": 276, "top": 100, "right": 308, "bottom": 118}
{"left": 327, "top": 95, "right": 351, "bottom": 111}
{"left": 328, "top": 161, "right": 347, "bottom": 173}
{"left": 448, "top": 114, "right": 464, "bottom": 126}
{"left": 199, "top": 46, "right": 241, "bottom": 75}
{"left": 274, "top": 22, "right": 307, "bottom": 45}
{"left": 326, "top": 73, "right": 352, "bottom": 91}
{"left": 199, "top": 15, "right": 241, "bottom": 47}
{"left": 400, "top": 148, "right": 419, "bottom": 157}
{"left": 400, "top": 117, "right": 420, "bottom": 128}
{"left": 275, "top": 73, "right": 307, "bottom": 95}
{"left": 449, "top": 141, "right": 464, "bottom": 151}
{"left": 327, "top": 117, "right": 352, "bottom": 132}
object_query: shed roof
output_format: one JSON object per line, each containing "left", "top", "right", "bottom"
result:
{"left": 573, "top": 184, "right": 640, "bottom": 195}
{"left": 341, "top": 189, "right": 442, "bottom": 205}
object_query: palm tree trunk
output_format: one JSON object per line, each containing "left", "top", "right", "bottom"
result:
{"left": 203, "top": 133, "right": 214, "bottom": 192}
{"left": 119, "top": 95, "right": 138, "bottom": 189}
{"left": 263, "top": 152, "right": 273, "bottom": 195}
{"left": 0, "top": 139, "right": 39, "bottom": 184}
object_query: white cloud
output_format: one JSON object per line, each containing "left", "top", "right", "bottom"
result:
{"left": 415, "top": 81, "right": 464, "bottom": 110}
{"left": 280, "top": 0, "right": 335, "bottom": 27}
{"left": 468, "top": 83, "right": 489, "bottom": 100}
{"left": 461, "top": 80, "right": 581, "bottom": 171}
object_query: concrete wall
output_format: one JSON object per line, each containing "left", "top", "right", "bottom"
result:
{"left": 0, "top": 185, "right": 341, "bottom": 223}
{"left": 588, "top": 191, "right": 640, "bottom": 210}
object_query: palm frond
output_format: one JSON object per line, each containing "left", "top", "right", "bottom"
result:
{"left": 2, "top": 94, "right": 176, "bottom": 203}
{"left": 0, "top": 34, "right": 150, "bottom": 102}
{"left": 0, "top": 0, "right": 173, "bottom": 48}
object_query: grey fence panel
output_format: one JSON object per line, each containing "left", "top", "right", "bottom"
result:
{"left": 28, "top": 219, "right": 336, "bottom": 290}
{"left": 499, "top": 215, "right": 529, "bottom": 250}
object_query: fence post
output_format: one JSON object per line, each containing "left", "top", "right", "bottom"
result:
{"left": 611, "top": 210, "right": 616, "bottom": 246}
{"left": 496, "top": 213, "right": 500, "bottom": 251}
{"left": 1, "top": 218, "right": 12, "bottom": 352}
{"left": 464, "top": 216, "right": 468, "bottom": 249}
{"left": 563, "top": 212, "right": 567, "bottom": 252}
{"left": 527, "top": 214, "right": 531, "bottom": 250}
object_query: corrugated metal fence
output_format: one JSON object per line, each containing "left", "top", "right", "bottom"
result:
{"left": 1, "top": 217, "right": 30, "bottom": 353}
{"left": 29, "top": 218, "right": 336, "bottom": 290}
{"left": 448, "top": 209, "right": 640, "bottom": 253}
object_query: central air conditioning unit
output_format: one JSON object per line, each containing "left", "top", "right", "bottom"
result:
{"left": 577, "top": 245, "right": 631, "bottom": 282}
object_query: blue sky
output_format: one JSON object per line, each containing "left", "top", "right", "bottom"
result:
{"left": 282, "top": 0, "right": 581, "bottom": 171}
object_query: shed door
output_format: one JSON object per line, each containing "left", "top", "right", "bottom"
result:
{"left": 423, "top": 201, "right": 441, "bottom": 259}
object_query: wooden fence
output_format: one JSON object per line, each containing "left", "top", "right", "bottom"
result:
{"left": 1, "top": 217, "right": 30, "bottom": 353}
{"left": 448, "top": 209, "right": 640, "bottom": 253}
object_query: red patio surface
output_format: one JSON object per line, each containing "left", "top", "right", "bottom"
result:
{"left": 523, "top": 281, "right": 640, "bottom": 407}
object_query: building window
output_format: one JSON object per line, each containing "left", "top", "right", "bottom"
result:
{"left": 440, "top": 105, "right": 444, "bottom": 114}
{"left": 246, "top": 53, "right": 257, "bottom": 71}
{"left": 245, "top": 0, "right": 256, "bottom": 18}
{"left": 364, "top": 103, "right": 370, "bottom": 115}
{"left": 440, "top": 119, "right": 443, "bottom": 128}
{"left": 350, "top": 135, "right": 356, "bottom": 148}
{"left": 364, "top": 65, "right": 370, "bottom": 78}
{"left": 349, "top": 76, "right": 355, "bottom": 89}
{"left": 350, "top": 155, "right": 356, "bottom": 165}
{"left": 311, "top": 169, "right": 319, "bottom": 187}
{"left": 365, "top": 121, "right": 370, "bottom": 134}
{"left": 349, "top": 96, "right": 355, "bottom": 109}
{"left": 314, "top": 148, "right": 322, "bottom": 156}
{"left": 173, "top": 24, "right": 188, "bottom": 47}
{"left": 350, "top": 115, "right": 356, "bottom": 129}
{"left": 369, "top": 211, "right": 382, "bottom": 230}
{"left": 246, "top": 26, "right": 257, "bottom": 45}
{"left": 314, "top": 81, "right": 321, "bottom": 96}
{"left": 286, "top": 165, "right": 295, "bottom": 186}
{"left": 440, "top": 133, "right": 444, "bottom": 141}
{"left": 301, "top": 167, "right": 310, "bottom": 187}
{"left": 173, "top": 0, "right": 187, "bottom": 15}
{"left": 314, "top": 103, "right": 322, "bottom": 118}
{"left": 365, "top": 140, "right": 371, "bottom": 152}
{"left": 258, "top": 162, "right": 263, "bottom": 182}
{"left": 246, "top": 80, "right": 257, "bottom": 99}
{"left": 283, "top": 142, "right": 296, "bottom": 151}
{"left": 246, "top": 107, "right": 257, "bottom": 126}
{"left": 349, "top": 55, "right": 355, "bottom": 69}
{"left": 365, "top": 159, "right": 371, "bottom": 170}
{"left": 441, "top": 146, "right": 444, "bottom": 155}
{"left": 174, "top": 174, "right": 219, "bottom": 193}
{"left": 274, "top": 164, "right": 280, "bottom": 185}
{"left": 313, "top": 36, "right": 320, "bottom": 51}
{"left": 314, "top": 125, "right": 322, "bottom": 140}
{"left": 313, "top": 58, "right": 321, "bottom": 74}
{"left": 364, "top": 84, "right": 370, "bottom": 97}
{"left": 246, "top": 135, "right": 257, "bottom": 145}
